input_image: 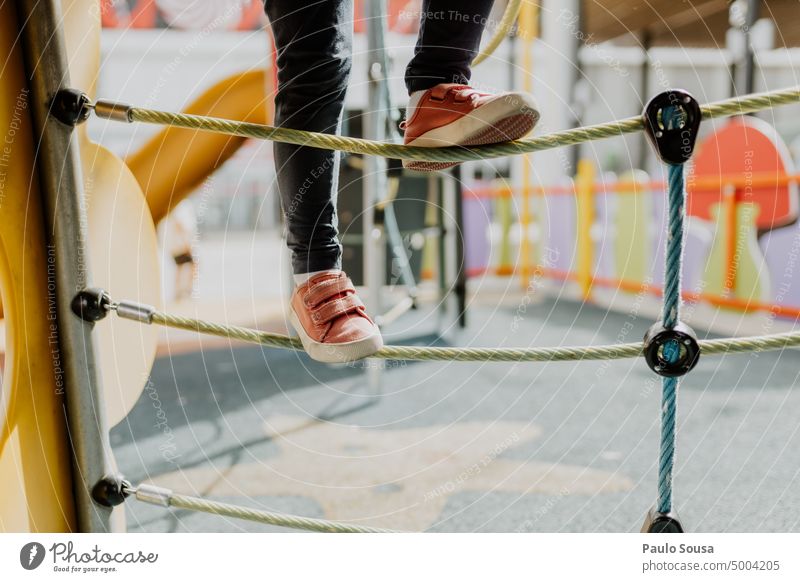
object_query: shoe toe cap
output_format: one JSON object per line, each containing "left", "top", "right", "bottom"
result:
{"left": 327, "top": 313, "right": 381, "bottom": 344}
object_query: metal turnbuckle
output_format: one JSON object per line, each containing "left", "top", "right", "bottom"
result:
{"left": 71, "top": 288, "right": 112, "bottom": 322}
{"left": 91, "top": 474, "right": 132, "bottom": 508}
{"left": 642, "top": 89, "right": 701, "bottom": 165}
{"left": 51, "top": 88, "right": 92, "bottom": 126}
{"left": 641, "top": 506, "right": 685, "bottom": 533}
{"left": 643, "top": 321, "right": 700, "bottom": 378}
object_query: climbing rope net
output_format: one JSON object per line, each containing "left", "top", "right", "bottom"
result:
{"left": 65, "top": 80, "right": 800, "bottom": 533}
{"left": 92, "top": 87, "right": 799, "bottom": 163}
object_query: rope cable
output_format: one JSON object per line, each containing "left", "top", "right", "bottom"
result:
{"left": 656, "top": 163, "right": 687, "bottom": 514}
{"left": 102, "top": 87, "right": 799, "bottom": 163}
{"left": 126, "top": 484, "right": 398, "bottom": 533}
{"left": 62, "top": 2, "right": 800, "bottom": 534}
{"left": 123, "top": 308, "right": 800, "bottom": 363}
{"left": 471, "top": 0, "right": 523, "bottom": 66}
{"left": 86, "top": 81, "right": 800, "bottom": 533}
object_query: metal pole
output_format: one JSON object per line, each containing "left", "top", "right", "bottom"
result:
{"left": 744, "top": 0, "right": 760, "bottom": 94}
{"left": 638, "top": 31, "right": 652, "bottom": 170}
{"left": 440, "top": 173, "right": 458, "bottom": 330}
{"left": 17, "top": 0, "right": 116, "bottom": 532}
{"left": 451, "top": 166, "right": 467, "bottom": 328}
{"left": 538, "top": 0, "right": 580, "bottom": 182}
{"left": 569, "top": 0, "right": 584, "bottom": 175}
{"left": 434, "top": 175, "right": 448, "bottom": 334}
{"left": 363, "top": 0, "right": 388, "bottom": 390}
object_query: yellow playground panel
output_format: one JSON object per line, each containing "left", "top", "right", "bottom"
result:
{"left": 0, "top": 0, "right": 274, "bottom": 532}
{"left": 0, "top": 1, "right": 75, "bottom": 533}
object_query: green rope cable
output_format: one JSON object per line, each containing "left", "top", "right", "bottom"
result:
{"left": 127, "top": 484, "right": 397, "bottom": 533}
{"left": 169, "top": 494, "right": 397, "bottom": 533}
{"left": 120, "top": 86, "right": 799, "bottom": 162}
{"left": 471, "top": 0, "right": 523, "bottom": 66}
{"left": 147, "top": 310, "right": 800, "bottom": 363}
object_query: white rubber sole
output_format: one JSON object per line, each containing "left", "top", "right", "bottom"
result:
{"left": 404, "top": 93, "right": 540, "bottom": 172}
{"left": 288, "top": 307, "right": 384, "bottom": 364}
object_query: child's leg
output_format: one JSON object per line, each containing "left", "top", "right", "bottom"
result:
{"left": 400, "top": 1, "right": 540, "bottom": 171}
{"left": 265, "top": 0, "right": 382, "bottom": 363}
{"left": 405, "top": 0, "right": 495, "bottom": 94}
{"left": 265, "top": 0, "right": 353, "bottom": 276}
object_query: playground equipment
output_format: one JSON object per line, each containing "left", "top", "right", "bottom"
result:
{"left": 3, "top": 0, "right": 800, "bottom": 534}
{"left": 126, "top": 68, "right": 275, "bottom": 225}
{"left": 3, "top": 0, "right": 120, "bottom": 533}
{"left": 0, "top": 0, "right": 511, "bottom": 532}
{"left": 61, "top": 0, "right": 161, "bottom": 431}
{"left": 0, "top": 1, "right": 76, "bottom": 532}
{"left": 56, "top": 84, "right": 800, "bottom": 534}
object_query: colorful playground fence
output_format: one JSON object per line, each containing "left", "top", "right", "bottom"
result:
{"left": 459, "top": 167, "right": 800, "bottom": 321}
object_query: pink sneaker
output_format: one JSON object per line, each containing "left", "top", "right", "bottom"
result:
{"left": 288, "top": 271, "right": 383, "bottom": 363}
{"left": 401, "top": 84, "right": 539, "bottom": 172}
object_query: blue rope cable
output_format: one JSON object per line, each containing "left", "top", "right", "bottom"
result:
{"left": 662, "top": 163, "right": 685, "bottom": 329}
{"left": 656, "top": 162, "right": 686, "bottom": 514}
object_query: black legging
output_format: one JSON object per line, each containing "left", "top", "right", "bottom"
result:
{"left": 264, "top": 0, "right": 494, "bottom": 273}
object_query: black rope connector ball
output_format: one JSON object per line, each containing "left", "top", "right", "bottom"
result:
{"left": 91, "top": 474, "right": 132, "bottom": 507}
{"left": 71, "top": 288, "right": 111, "bottom": 323}
{"left": 51, "top": 88, "right": 92, "bottom": 126}
{"left": 643, "top": 321, "right": 700, "bottom": 378}
{"left": 642, "top": 89, "right": 701, "bottom": 165}
{"left": 641, "top": 507, "right": 685, "bottom": 533}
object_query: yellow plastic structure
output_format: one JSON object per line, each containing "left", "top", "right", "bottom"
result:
{"left": 126, "top": 69, "right": 274, "bottom": 225}
{"left": 0, "top": 1, "right": 76, "bottom": 532}
{"left": 613, "top": 170, "right": 652, "bottom": 284}
{"left": 703, "top": 201, "right": 767, "bottom": 305}
{"left": 576, "top": 159, "right": 595, "bottom": 299}
{"left": 62, "top": 0, "right": 161, "bottom": 429}
{"left": 517, "top": 0, "right": 538, "bottom": 288}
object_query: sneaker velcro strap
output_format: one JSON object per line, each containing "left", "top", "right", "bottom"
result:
{"left": 303, "top": 275, "right": 355, "bottom": 308}
{"left": 310, "top": 294, "right": 365, "bottom": 325}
